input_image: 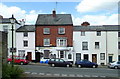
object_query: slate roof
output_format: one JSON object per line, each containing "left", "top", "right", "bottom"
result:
{"left": 16, "top": 25, "right": 35, "bottom": 32}
{"left": 73, "top": 25, "right": 120, "bottom": 31}
{"left": 36, "top": 14, "right": 73, "bottom": 26}
{"left": 0, "top": 18, "right": 19, "bottom": 24}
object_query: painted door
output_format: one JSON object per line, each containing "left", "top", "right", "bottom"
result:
{"left": 109, "top": 56, "right": 113, "bottom": 63}
{"left": 76, "top": 53, "right": 81, "bottom": 61}
{"left": 35, "top": 52, "right": 40, "bottom": 62}
{"left": 92, "top": 54, "right": 97, "bottom": 63}
{"left": 27, "top": 52, "right": 32, "bottom": 61}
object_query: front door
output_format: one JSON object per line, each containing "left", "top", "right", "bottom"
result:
{"left": 76, "top": 53, "right": 81, "bottom": 61}
{"left": 35, "top": 52, "right": 40, "bottom": 62}
{"left": 27, "top": 52, "right": 32, "bottom": 61}
{"left": 84, "top": 54, "right": 89, "bottom": 60}
{"left": 109, "top": 56, "right": 113, "bottom": 63}
{"left": 92, "top": 54, "right": 97, "bottom": 63}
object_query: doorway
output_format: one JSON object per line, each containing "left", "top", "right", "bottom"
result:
{"left": 92, "top": 54, "right": 97, "bottom": 63}
{"left": 109, "top": 56, "right": 113, "bottom": 63}
{"left": 35, "top": 52, "right": 40, "bottom": 62}
{"left": 27, "top": 52, "right": 32, "bottom": 61}
{"left": 84, "top": 54, "right": 89, "bottom": 60}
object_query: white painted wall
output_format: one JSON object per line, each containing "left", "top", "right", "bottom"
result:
{"left": 73, "top": 31, "right": 118, "bottom": 65}
{"left": 16, "top": 32, "right": 35, "bottom": 60}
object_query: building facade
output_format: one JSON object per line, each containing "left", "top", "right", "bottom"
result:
{"left": 35, "top": 11, "right": 74, "bottom": 62}
{"left": 16, "top": 25, "right": 35, "bottom": 62}
{"left": 73, "top": 25, "right": 119, "bottom": 65}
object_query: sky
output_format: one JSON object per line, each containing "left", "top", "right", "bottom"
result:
{"left": 0, "top": 0, "right": 119, "bottom": 25}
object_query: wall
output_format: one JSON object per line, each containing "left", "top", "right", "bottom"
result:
{"left": 36, "top": 25, "right": 73, "bottom": 47}
{"left": 16, "top": 32, "right": 35, "bottom": 60}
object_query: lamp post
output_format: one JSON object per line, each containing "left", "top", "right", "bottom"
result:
{"left": 9, "top": 14, "right": 15, "bottom": 67}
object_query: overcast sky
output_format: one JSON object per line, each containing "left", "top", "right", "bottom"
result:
{"left": 0, "top": 0, "right": 119, "bottom": 25}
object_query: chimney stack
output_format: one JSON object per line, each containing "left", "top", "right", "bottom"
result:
{"left": 81, "top": 21, "right": 90, "bottom": 26}
{"left": 52, "top": 10, "right": 56, "bottom": 17}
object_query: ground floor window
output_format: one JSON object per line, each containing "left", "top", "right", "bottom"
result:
{"left": 18, "top": 50, "right": 25, "bottom": 57}
{"left": 100, "top": 53, "right": 105, "bottom": 60}
{"left": 60, "top": 51, "right": 64, "bottom": 58}
{"left": 68, "top": 54, "right": 72, "bottom": 59}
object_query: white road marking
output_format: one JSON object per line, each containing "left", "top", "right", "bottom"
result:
{"left": 69, "top": 74, "right": 75, "bottom": 77}
{"left": 31, "top": 72, "right": 37, "bottom": 75}
{"left": 53, "top": 74, "right": 60, "bottom": 76}
{"left": 61, "top": 74, "right": 67, "bottom": 77}
{"left": 24, "top": 72, "right": 31, "bottom": 74}
{"left": 39, "top": 73, "right": 45, "bottom": 75}
{"left": 91, "top": 75, "right": 98, "bottom": 77}
{"left": 84, "top": 75, "right": 91, "bottom": 77}
{"left": 46, "top": 73, "right": 52, "bottom": 76}
{"left": 76, "top": 74, "right": 84, "bottom": 77}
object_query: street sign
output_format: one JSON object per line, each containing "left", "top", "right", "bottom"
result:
{"left": 10, "top": 48, "right": 16, "bottom": 52}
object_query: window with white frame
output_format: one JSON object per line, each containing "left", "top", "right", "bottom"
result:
{"left": 3, "top": 25, "right": 8, "bottom": 32}
{"left": 43, "top": 28, "right": 50, "bottom": 34}
{"left": 58, "top": 28, "right": 65, "bottom": 34}
{"left": 23, "top": 32, "right": 28, "bottom": 37}
{"left": 82, "top": 42, "right": 88, "bottom": 50}
{"left": 44, "top": 38, "right": 50, "bottom": 46}
{"left": 95, "top": 42, "right": 99, "bottom": 49}
{"left": 68, "top": 54, "right": 72, "bottom": 59}
{"left": 100, "top": 53, "right": 105, "bottom": 60}
{"left": 97, "top": 31, "right": 101, "bottom": 36}
{"left": 60, "top": 51, "right": 64, "bottom": 58}
{"left": 57, "top": 38, "right": 67, "bottom": 47}
{"left": 81, "top": 31, "right": 85, "bottom": 36}
{"left": 23, "top": 40, "right": 28, "bottom": 47}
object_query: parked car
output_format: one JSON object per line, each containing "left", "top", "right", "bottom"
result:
{"left": 108, "top": 61, "right": 120, "bottom": 69}
{"left": 48, "top": 58, "right": 72, "bottom": 67}
{"left": 75, "top": 60, "right": 98, "bottom": 68}
{"left": 40, "top": 57, "right": 49, "bottom": 64}
{"left": 7, "top": 56, "right": 29, "bottom": 65}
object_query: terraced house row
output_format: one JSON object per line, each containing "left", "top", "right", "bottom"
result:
{"left": 0, "top": 10, "right": 120, "bottom": 65}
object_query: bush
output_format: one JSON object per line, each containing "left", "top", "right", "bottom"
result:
{"left": 2, "top": 64, "right": 24, "bottom": 79}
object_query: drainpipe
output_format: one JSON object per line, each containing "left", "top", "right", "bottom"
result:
{"left": 106, "top": 31, "right": 108, "bottom": 65}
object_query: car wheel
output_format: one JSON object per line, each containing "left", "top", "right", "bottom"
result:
{"left": 78, "top": 65, "right": 81, "bottom": 68}
{"left": 51, "top": 64, "right": 55, "bottom": 67}
{"left": 114, "top": 66, "right": 118, "bottom": 69}
{"left": 93, "top": 65, "right": 96, "bottom": 68}
{"left": 67, "top": 64, "right": 70, "bottom": 67}
{"left": 20, "top": 62, "right": 24, "bottom": 65}
{"left": 8, "top": 61, "right": 11, "bottom": 64}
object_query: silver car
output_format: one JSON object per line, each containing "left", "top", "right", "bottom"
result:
{"left": 108, "top": 61, "right": 120, "bottom": 69}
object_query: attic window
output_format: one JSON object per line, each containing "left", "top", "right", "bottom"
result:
{"left": 23, "top": 32, "right": 28, "bottom": 37}
{"left": 58, "top": 28, "right": 65, "bottom": 34}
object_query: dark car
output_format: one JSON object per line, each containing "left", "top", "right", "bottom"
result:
{"left": 75, "top": 60, "right": 98, "bottom": 68}
{"left": 48, "top": 58, "right": 72, "bottom": 67}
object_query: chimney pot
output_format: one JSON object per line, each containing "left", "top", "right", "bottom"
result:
{"left": 52, "top": 10, "right": 56, "bottom": 17}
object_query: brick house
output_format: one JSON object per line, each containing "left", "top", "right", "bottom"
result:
{"left": 35, "top": 10, "right": 74, "bottom": 62}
